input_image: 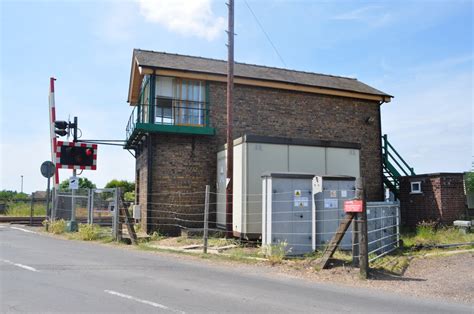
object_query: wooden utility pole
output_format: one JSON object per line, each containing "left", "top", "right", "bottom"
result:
{"left": 225, "top": 0, "right": 235, "bottom": 238}
{"left": 356, "top": 178, "right": 369, "bottom": 279}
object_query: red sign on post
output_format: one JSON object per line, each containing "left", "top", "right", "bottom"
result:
{"left": 344, "top": 200, "right": 364, "bottom": 213}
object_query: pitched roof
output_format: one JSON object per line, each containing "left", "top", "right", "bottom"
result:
{"left": 132, "top": 49, "right": 392, "bottom": 99}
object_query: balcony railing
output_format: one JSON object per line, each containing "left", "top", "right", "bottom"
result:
{"left": 126, "top": 97, "right": 213, "bottom": 146}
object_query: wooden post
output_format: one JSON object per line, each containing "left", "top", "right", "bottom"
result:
{"left": 203, "top": 185, "right": 210, "bottom": 254}
{"left": 356, "top": 178, "right": 369, "bottom": 279}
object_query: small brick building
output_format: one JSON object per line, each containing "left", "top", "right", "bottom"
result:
{"left": 124, "top": 49, "right": 393, "bottom": 234}
{"left": 399, "top": 173, "right": 468, "bottom": 227}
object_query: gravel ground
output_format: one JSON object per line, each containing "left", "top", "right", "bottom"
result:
{"left": 273, "top": 251, "right": 474, "bottom": 305}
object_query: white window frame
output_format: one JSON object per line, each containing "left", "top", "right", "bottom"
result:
{"left": 410, "top": 181, "right": 422, "bottom": 194}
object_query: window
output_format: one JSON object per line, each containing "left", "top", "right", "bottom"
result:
{"left": 154, "top": 76, "right": 206, "bottom": 126}
{"left": 410, "top": 181, "right": 422, "bottom": 194}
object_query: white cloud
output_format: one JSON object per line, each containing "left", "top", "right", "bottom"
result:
{"left": 136, "top": 0, "right": 225, "bottom": 41}
{"left": 332, "top": 5, "right": 392, "bottom": 27}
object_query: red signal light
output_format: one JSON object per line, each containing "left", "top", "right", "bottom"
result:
{"left": 86, "top": 149, "right": 93, "bottom": 156}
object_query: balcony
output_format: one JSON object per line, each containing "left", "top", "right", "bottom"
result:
{"left": 125, "top": 97, "right": 215, "bottom": 149}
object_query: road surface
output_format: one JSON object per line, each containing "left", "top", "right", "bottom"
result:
{"left": 0, "top": 225, "right": 471, "bottom": 313}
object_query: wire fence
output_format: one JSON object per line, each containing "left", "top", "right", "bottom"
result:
{"left": 48, "top": 185, "right": 399, "bottom": 263}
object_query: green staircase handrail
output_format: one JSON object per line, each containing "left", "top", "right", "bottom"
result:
{"left": 382, "top": 134, "right": 415, "bottom": 176}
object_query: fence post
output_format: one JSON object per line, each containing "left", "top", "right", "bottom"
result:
{"left": 203, "top": 185, "right": 210, "bottom": 254}
{"left": 356, "top": 178, "right": 369, "bottom": 279}
{"left": 113, "top": 188, "right": 120, "bottom": 241}
{"left": 29, "top": 194, "right": 35, "bottom": 226}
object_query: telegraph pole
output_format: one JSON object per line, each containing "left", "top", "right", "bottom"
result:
{"left": 225, "top": 0, "right": 235, "bottom": 238}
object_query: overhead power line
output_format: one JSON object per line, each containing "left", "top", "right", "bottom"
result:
{"left": 244, "top": 0, "right": 287, "bottom": 67}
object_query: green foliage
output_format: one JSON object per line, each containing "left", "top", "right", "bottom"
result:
{"left": 59, "top": 177, "right": 96, "bottom": 190}
{"left": 465, "top": 171, "right": 474, "bottom": 192}
{"left": 124, "top": 191, "right": 135, "bottom": 202}
{"left": 260, "top": 240, "right": 289, "bottom": 265}
{"left": 150, "top": 230, "right": 164, "bottom": 241}
{"left": 77, "top": 224, "right": 102, "bottom": 241}
{"left": 416, "top": 220, "right": 437, "bottom": 239}
{"left": 401, "top": 223, "right": 474, "bottom": 248}
{"left": 105, "top": 179, "right": 135, "bottom": 193}
{"left": 3, "top": 202, "right": 46, "bottom": 216}
{"left": 48, "top": 219, "right": 67, "bottom": 234}
{"left": 0, "top": 190, "right": 29, "bottom": 201}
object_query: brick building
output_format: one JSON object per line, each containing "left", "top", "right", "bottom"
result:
{"left": 399, "top": 173, "right": 468, "bottom": 227}
{"left": 124, "top": 49, "right": 392, "bottom": 234}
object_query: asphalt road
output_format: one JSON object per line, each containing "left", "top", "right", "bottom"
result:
{"left": 0, "top": 225, "right": 471, "bottom": 313}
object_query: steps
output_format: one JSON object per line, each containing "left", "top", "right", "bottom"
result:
{"left": 382, "top": 134, "right": 415, "bottom": 199}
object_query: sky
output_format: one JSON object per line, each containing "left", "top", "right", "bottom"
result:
{"left": 1, "top": 0, "right": 472, "bottom": 193}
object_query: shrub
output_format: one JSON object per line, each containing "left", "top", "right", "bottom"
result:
{"left": 77, "top": 223, "right": 101, "bottom": 241}
{"left": 416, "top": 220, "right": 437, "bottom": 239}
{"left": 49, "top": 219, "right": 67, "bottom": 234}
{"left": 260, "top": 240, "right": 289, "bottom": 265}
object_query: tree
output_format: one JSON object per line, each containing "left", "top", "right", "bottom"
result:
{"left": 104, "top": 179, "right": 135, "bottom": 193}
{"left": 59, "top": 177, "right": 96, "bottom": 190}
{"left": 465, "top": 171, "right": 474, "bottom": 192}
{"left": 0, "top": 190, "right": 29, "bottom": 201}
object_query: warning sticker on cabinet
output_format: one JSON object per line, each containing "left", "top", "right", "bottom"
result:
{"left": 294, "top": 196, "right": 308, "bottom": 207}
{"left": 341, "top": 190, "right": 347, "bottom": 198}
{"left": 330, "top": 190, "right": 337, "bottom": 198}
{"left": 324, "top": 199, "right": 338, "bottom": 209}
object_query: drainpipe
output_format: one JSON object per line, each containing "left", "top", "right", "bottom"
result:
{"left": 146, "top": 135, "right": 153, "bottom": 233}
{"left": 378, "top": 99, "right": 386, "bottom": 201}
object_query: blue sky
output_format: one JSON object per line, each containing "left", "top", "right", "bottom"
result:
{"left": 1, "top": 0, "right": 472, "bottom": 193}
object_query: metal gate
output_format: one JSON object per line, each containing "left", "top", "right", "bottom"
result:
{"left": 52, "top": 188, "right": 119, "bottom": 239}
{"left": 367, "top": 201, "right": 400, "bottom": 262}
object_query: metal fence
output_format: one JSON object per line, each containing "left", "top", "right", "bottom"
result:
{"left": 52, "top": 188, "right": 119, "bottom": 238}
{"left": 367, "top": 201, "right": 400, "bottom": 262}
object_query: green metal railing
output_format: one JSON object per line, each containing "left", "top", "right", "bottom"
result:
{"left": 382, "top": 134, "right": 415, "bottom": 198}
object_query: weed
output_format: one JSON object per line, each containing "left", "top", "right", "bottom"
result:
{"left": 3, "top": 202, "right": 46, "bottom": 217}
{"left": 77, "top": 224, "right": 102, "bottom": 241}
{"left": 150, "top": 230, "right": 164, "bottom": 241}
{"left": 49, "top": 219, "right": 67, "bottom": 234}
{"left": 260, "top": 240, "right": 289, "bottom": 265}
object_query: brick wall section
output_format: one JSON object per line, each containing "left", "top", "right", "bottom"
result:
{"left": 136, "top": 82, "right": 384, "bottom": 234}
{"left": 399, "top": 173, "right": 467, "bottom": 227}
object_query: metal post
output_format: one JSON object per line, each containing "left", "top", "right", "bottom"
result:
{"left": 46, "top": 177, "right": 51, "bottom": 219}
{"left": 87, "top": 188, "right": 92, "bottom": 224}
{"left": 113, "top": 188, "right": 120, "bottom": 241}
{"left": 71, "top": 169, "right": 77, "bottom": 227}
{"left": 396, "top": 202, "right": 400, "bottom": 248}
{"left": 356, "top": 177, "right": 369, "bottom": 279}
{"left": 21, "top": 175, "right": 24, "bottom": 194}
{"left": 203, "top": 185, "right": 210, "bottom": 254}
{"left": 29, "top": 194, "right": 34, "bottom": 226}
{"left": 225, "top": 0, "right": 235, "bottom": 238}
{"left": 51, "top": 188, "right": 57, "bottom": 220}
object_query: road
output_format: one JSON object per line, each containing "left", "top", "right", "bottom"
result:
{"left": 0, "top": 225, "right": 471, "bottom": 313}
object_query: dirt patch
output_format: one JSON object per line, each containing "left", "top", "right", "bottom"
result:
{"left": 272, "top": 252, "right": 474, "bottom": 304}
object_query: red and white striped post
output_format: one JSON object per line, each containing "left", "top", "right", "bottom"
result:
{"left": 48, "top": 77, "right": 60, "bottom": 188}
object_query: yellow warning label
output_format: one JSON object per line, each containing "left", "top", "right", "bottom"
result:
{"left": 295, "top": 190, "right": 301, "bottom": 196}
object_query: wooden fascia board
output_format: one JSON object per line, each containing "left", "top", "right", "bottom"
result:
{"left": 139, "top": 66, "right": 390, "bottom": 102}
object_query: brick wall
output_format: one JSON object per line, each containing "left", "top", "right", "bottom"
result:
{"left": 399, "top": 173, "right": 468, "bottom": 227}
{"left": 136, "top": 82, "right": 384, "bottom": 234}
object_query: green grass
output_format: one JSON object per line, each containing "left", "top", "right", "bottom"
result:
{"left": 401, "top": 225, "right": 474, "bottom": 248}
{"left": 1, "top": 202, "right": 46, "bottom": 216}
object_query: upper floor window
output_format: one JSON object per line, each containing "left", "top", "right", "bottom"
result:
{"left": 155, "top": 76, "right": 206, "bottom": 126}
{"left": 410, "top": 181, "right": 422, "bottom": 194}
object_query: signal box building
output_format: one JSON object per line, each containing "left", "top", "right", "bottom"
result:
{"left": 124, "top": 49, "right": 393, "bottom": 235}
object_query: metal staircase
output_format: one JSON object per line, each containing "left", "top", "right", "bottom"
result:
{"left": 382, "top": 134, "right": 415, "bottom": 199}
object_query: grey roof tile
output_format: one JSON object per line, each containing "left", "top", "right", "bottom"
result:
{"left": 134, "top": 49, "right": 391, "bottom": 97}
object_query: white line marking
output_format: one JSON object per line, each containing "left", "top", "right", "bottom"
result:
{"left": 1, "top": 259, "right": 39, "bottom": 272}
{"left": 10, "top": 227, "right": 38, "bottom": 234}
{"left": 104, "top": 290, "right": 184, "bottom": 313}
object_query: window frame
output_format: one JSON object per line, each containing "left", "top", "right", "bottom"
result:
{"left": 410, "top": 181, "right": 422, "bottom": 194}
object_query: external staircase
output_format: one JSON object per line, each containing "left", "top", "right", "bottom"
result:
{"left": 382, "top": 134, "right": 415, "bottom": 199}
